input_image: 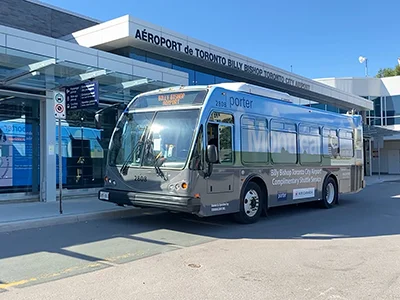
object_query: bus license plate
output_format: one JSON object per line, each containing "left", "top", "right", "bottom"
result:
{"left": 100, "top": 191, "right": 109, "bottom": 200}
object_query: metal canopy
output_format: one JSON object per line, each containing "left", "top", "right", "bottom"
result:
{"left": 363, "top": 124, "right": 399, "bottom": 138}
{"left": 99, "top": 78, "right": 155, "bottom": 95}
{"left": 0, "top": 46, "right": 177, "bottom": 104}
{"left": 0, "top": 58, "right": 58, "bottom": 86}
{"left": 57, "top": 69, "right": 113, "bottom": 88}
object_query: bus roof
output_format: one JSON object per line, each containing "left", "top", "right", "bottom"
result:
{"left": 128, "top": 82, "right": 360, "bottom": 125}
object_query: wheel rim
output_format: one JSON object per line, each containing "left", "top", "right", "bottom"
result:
{"left": 244, "top": 189, "right": 260, "bottom": 217}
{"left": 326, "top": 182, "right": 335, "bottom": 204}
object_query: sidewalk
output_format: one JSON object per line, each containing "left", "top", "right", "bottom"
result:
{"left": 0, "top": 196, "right": 153, "bottom": 233}
{"left": 365, "top": 174, "right": 400, "bottom": 186}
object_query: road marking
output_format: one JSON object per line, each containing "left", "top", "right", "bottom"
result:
{"left": 0, "top": 262, "right": 103, "bottom": 290}
{"left": 0, "top": 237, "right": 186, "bottom": 291}
{"left": 0, "top": 279, "right": 37, "bottom": 290}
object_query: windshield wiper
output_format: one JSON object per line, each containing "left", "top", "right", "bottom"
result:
{"left": 154, "top": 153, "right": 167, "bottom": 181}
{"left": 142, "top": 139, "right": 168, "bottom": 181}
{"left": 120, "top": 126, "right": 148, "bottom": 175}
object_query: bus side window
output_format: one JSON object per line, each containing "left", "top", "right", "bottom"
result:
{"left": 219, "top": 125, "right": 233, "bottom": 164}
{"left": 207, "top": 122, "right": 233, "bottom": 164}
{"left": 207, "top": 123, "right": 219, "bottom": 148}
{"left": 189, "top": 126, "right": 204, "bottom": 170}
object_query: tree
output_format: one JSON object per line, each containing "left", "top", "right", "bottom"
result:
{"left": 376, "top": 64, "right": 400, "bottom": 78}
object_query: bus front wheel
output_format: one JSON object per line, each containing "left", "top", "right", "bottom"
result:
{"left": 234, "top": 182, "right": 263, "bottom": 224}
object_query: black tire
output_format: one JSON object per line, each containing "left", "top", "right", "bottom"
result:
{"left": 234, "top": 182, "right": 264, "bottom": 224}
{"left": 320, "top": 177, "right": 338, "bottom": 209}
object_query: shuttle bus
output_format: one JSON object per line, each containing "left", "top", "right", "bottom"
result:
{"left": 98, "top": 82, "right": 364, "bottom": 223}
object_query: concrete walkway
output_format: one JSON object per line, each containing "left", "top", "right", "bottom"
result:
{"left": 0, "top": 196, "right": 151, "bottom": 233}
{"left": 365, "top": 174, "right": 400, "bottom": 186}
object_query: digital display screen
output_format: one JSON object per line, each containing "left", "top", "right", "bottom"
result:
{"left": 129, "top": 90, "right": 207, "bottom": 109}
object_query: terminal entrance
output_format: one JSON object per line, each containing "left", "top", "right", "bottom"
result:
{"left": 0, "top": 95, "right": 40, "bottom": 200}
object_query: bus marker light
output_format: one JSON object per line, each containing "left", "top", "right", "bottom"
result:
{"left": 194, "top": 193, "right": 200, "bottom": 198}
{"left": 181, "top": 182, "right": 188, "bottom": 189}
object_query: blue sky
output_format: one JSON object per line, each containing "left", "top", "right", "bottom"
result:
{"left": 43, "top": 0, "right": 399, "bottom": 79}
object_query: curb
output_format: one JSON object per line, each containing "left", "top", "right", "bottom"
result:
{"left": 0, "top": 207, "right": 160, "bottom": 234}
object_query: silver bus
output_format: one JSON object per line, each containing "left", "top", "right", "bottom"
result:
{"left": 98, "top": 82, "right": 365, "bottom": 223}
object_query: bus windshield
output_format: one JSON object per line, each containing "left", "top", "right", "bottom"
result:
{"left": 108, "top": 109, "right": 200, "bottom": 169}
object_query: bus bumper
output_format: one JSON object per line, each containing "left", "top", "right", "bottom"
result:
{"left": 98, "top": 188, "right": 201, "bottom": 214}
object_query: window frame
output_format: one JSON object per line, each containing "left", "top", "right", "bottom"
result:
{"left": 298, "top": 123, "right": 322, "bottom": 165}
{"left": 270, "top": 119, "right": 298, "bottom": 165}
{"left": 240, "top": 114, "right": 269, "bottom": 165}
{"left": 207, "top": 111, "right": 235, "bottom": 165}
{"left": 338, "top": 129, "right": 354, "bottom": 158}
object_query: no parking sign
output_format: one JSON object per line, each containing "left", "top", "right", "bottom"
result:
{"left": 53, "top": 91, "right": 66, "bottom": 119}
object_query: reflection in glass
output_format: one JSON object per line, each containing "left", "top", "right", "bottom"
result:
{"left": 0, "top": 97, "right": 40, "bottom": 195}
{"left": 142, "top": 110, "right": 199, "bottom": 169}
{"left": 218, "top": 125, "right": 233, "bottom": 164}
{"left": 109, "top": 110, "right": 200, "bottom": 170}
{"left": 109, "top": 112, "right": 153, "bottom": 167}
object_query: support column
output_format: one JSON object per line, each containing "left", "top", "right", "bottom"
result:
{"left": 40, "top": 92, "right": 56, "bottom": 202}
{"left": 368, "top": 138, "right": 372, "bottom": 176}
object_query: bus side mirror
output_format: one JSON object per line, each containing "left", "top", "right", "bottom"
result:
{"left": 206, "top": 144, "right": 218, "bottom": 164}
{"left": 94, "top": 113, "right": 101, "bottom": 129}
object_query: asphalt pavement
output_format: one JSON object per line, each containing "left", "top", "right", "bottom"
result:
{"left": 0, "top": 180, "right": 399, "bottom": 299}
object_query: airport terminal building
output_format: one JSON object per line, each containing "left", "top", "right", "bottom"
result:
{"left": 315, "top": 76, "right": 400, "bottom": 176}
{"left": 0, "top": 0, "right": 376, "bottom": 202}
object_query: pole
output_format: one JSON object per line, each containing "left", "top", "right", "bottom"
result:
{"left": 81, "top": 117, "right": 84, "bottom": 187}
{"left": 378, "top": 146, "right": 381, "bottom": 180}
{"left": 58, "top": 118, "right": 63, "bottom": 214}
{"left": 365, "top": 59, "right": 368, "bottom": 77}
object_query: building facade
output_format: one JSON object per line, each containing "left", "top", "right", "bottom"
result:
{"left": 315, "top": 76, "right": 400, "bottom": 176}
{"left": 0, "top": 0, "right": 373, "bottom": 202}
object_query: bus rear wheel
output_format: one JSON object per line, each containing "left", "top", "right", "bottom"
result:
{"left": 234, "top": 182, "right": 263, "bottom": 224}
{"left": 321, "top": 177, "right": 338, "bottom": 209}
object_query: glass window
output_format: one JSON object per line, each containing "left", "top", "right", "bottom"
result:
{"left": 299, "top": 125, "right": 321, "bottom": 164}
{"left": 142, "top": 110, "right": 200, "bottom": 169}
{"left": 109, "top": 112, "right": 153, "bottom": 167}
{"left": 241, "top": 116, "right": 268, "bottom": 164}
{"left": 209, "top": 112, "right": 234, "bottom": 124}
{"left": 386, "top": 116, "right": 400, "bottom": 125}
{"left": 0, "top": 97, "right": 40, "bottom": 196}
{"left": 322, "top": 128, "right": 339, "bottom": 158}
{"left": 195, "top": 71, "right": 215, "bottom": 85}
{"left": 270, "top": 120, "right": 297, "bottom": 164}
{"left": 172, "top": 64, "right": 195, "bottom": 85}
{"left": 327, "top": 105, "right": 339, "bottom": 113}
{"left": 339, "top": 130, "right": 353, "bottom": 158}
{"left": 385, "top": 95, "right": 400, "bottom": 118}
{"left": 146, "top": 53, "right": 173, "bottom": 69}
{"left": 215, "top": 76, "right": 232, "bottom": 84}
{"left": 310, "top": 103, "right": 326, "bottom": 110}
{"left": 372, "top": 97, "right": 381, "bottom": 117}
{"left": 219, "top": 125, "right": 233, "bottom": 164}
{"left": 128, "top": 48, "right": 147, "bottom": 62}
{"left": 189, "top": 126, "right": 204, "bottom": 170}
